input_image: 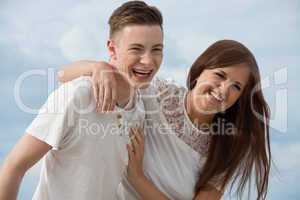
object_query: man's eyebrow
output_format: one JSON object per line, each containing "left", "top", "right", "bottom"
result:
{"left": 129, "top": 43, "right": 164, "bottom": 48}
{"left": 152, "top": 44, "right": 164, "bottom": 48}
{"left": 218, "top": 69, "right": 243, "bottom": 87}
{"left": 129, "top": 43, "right": 144, "bottom": 48}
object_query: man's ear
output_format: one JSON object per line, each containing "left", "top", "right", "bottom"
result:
{"left": 107, "top": 39, "right": 117, "bottom": 61}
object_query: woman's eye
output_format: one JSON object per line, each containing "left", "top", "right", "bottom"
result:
{"left": 215, "top": 72, "right": 225, "bottom": 79}
{"left": 153, "top": 48, "right": 162, "bottom": 52}
{"left": 233, "top": 84, "right": 241, "bottom": 91}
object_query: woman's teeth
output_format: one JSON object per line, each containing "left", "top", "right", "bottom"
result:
{"left": 209, "top": 91, "right": 224, "bottom": 102}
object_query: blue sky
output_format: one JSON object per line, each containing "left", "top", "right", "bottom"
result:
{"left": 0, "top": 0, "right": 299, "bottom": 199}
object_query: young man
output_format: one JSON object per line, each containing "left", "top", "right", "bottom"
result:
{"left": 0, "top": 1, "right": 163, "bottom": 200}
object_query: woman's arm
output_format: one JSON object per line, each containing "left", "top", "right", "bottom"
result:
{"left": 193, "top": 185, "right": 223, "bottom": 200}
{"left": 126, "top": 128, "right": 170, "bottom": 200}
{"left": 129, "top": 176, "right": 222, "bottom": 200}
{"left": 129, "top": 174, "right": 170, "bottom": 200}
{"left": 127, "top": 128, "right": 223, "bottom": 200}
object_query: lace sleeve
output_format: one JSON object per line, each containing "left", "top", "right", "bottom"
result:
{"left": 152, "top": 77, "right": 184, "bottom": 103}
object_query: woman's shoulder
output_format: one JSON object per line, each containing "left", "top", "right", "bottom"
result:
{"left": 151, "top": 77, "right": 186, "bottom": 101}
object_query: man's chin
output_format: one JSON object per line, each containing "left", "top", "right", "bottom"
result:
{"left": 130, "top": 78, "right": 153, "bottom": 89}
{"left": 138, "top": 82, "right": 151, "bottom": 89}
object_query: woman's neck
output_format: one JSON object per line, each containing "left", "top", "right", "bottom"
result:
{"left": 185, "top": 91, "right": 215, "bottom": 127}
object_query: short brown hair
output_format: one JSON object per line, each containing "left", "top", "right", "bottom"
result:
{"left": 108, "top": 1, "right": 163, "bottom": 38}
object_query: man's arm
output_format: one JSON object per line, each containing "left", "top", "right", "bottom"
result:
{"left": 58, "top": 60, "right": 132, "bottom": 112}
{"left": 0, "top": 134, "right": 52, "bottom": 200}
{"left": 58, "top": 60, "right": 102, "bottom": 83}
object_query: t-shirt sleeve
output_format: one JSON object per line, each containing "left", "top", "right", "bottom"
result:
{"left": 26, "top": 77, "right": 92, "bottom": 150}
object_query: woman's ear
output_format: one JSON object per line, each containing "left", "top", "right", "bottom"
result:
{"left": 107, "top": 39, "right": 117, "bottom": 61}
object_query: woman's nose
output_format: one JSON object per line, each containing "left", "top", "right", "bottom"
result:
{"left": 218, "top": 81, "right": 232, "bottom": 99}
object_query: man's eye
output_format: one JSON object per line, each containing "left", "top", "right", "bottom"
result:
{"left": 153, "top": 48, "right": 162, "bottom": 51}
{"left": 130, "top": 48, "right": 141, "bottom": 51}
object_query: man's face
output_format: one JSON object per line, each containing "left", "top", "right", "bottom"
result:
{"left": 108, "top": 25, "right": 163, "bottom": 89}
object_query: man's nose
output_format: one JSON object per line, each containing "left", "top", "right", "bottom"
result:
{"left": 140, "top": 52, "right": 154, "bottom": 66}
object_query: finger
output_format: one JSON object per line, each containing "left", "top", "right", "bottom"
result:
{"left": 96, "top": 99, "right": 101, "bottom": 113}
{"left": 139, "top": 126, "right": 145, "bottom": 141}
{"left": 130, "top": 134, "right": 139, "bottom": 150}
{"left": 133, "top": 128, "right": 145, "bottom": 156}
{"left": 127, "top": 144, "right": 133, "bottom": 162}
{"left": 132, "top": 128, "right": 141, "bottom": 145}
{"left": 92, "top": 83, "right": 99, "bottom": 105}
{"left": 132, "top": 127, "right": 144, "bottom": 146}
{"left": 107, "top": 102, "right": 112, "bottom": 113}
{"left": 98, "top": 84, "right": 104, "bottom": 112}
{"left": 129, "top": 129, "right": 139, "bottom": 150}
{"left": 111, "top": 83, "right": 117, "bottom": 111}
{"left": 102, "top": 83, "right": 112, "bottom": 112}
{"left": 107, "top": 84, "right": 114, "bottom": 112}
{"left": 127, "top": 143, "right": 136, "bottom": 160}
{"left": 131, "top": 132, "right": 143, "bottom": 159}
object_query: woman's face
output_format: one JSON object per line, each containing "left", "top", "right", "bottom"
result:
{"left": 191, "top": 63, "right": 251, "bottom": 114}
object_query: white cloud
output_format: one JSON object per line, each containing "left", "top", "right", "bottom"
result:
{"left": 272, "top": 142, "right": 300, "bottom": 171}
{"left": 58, "top": 26, "right": 107, "bottom": 61}
{"left": 158, "top": 66, "right": 189, "bottom": 86}
{"left": 1, "top": 0, "right": 298, "bottom": 66}
{"left": 174, "top": 32, "right": 219, "bottom": 63}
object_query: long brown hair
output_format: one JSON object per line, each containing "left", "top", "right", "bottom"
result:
{"left": 187, "top": 40, "right": 271, "bottom": 199}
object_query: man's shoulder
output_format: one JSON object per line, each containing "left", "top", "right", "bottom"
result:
{"left": 53, "top": 77, "right": 94, "bottom": 111}
{"left": 69, "top": 76, "right": 93, "bottom": 98}
{"left": 69, "top": 77, "right": 94, "bottom": 109}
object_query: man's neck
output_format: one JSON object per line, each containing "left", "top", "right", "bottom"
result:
{"left": 109, "top": 60, "right": 136, "bottom": 108}
{"left": 115, "top": 73, "right": 135, "bottom": 108}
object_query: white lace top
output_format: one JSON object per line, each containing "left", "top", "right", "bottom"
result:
{"left": 118, "top": 78, "right": 222, "bottom": 200}
{"left": 155, "top": 78, "right": 212, "bottom": 156}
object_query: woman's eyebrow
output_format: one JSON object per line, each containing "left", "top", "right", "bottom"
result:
{"left": 218, "top": 69, "right": 243, "bottom": 87}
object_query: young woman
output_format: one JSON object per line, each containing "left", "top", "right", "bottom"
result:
{"left": 59, "top": 40, "right": 271, "bottom": 200}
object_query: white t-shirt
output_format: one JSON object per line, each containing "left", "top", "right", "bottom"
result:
{"left": 26, "top": 77, "right": 144, "bottom": 200}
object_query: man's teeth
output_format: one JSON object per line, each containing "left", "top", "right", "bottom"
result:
{"left": 133, "top": 69, "right": 152, "bottom": 76}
